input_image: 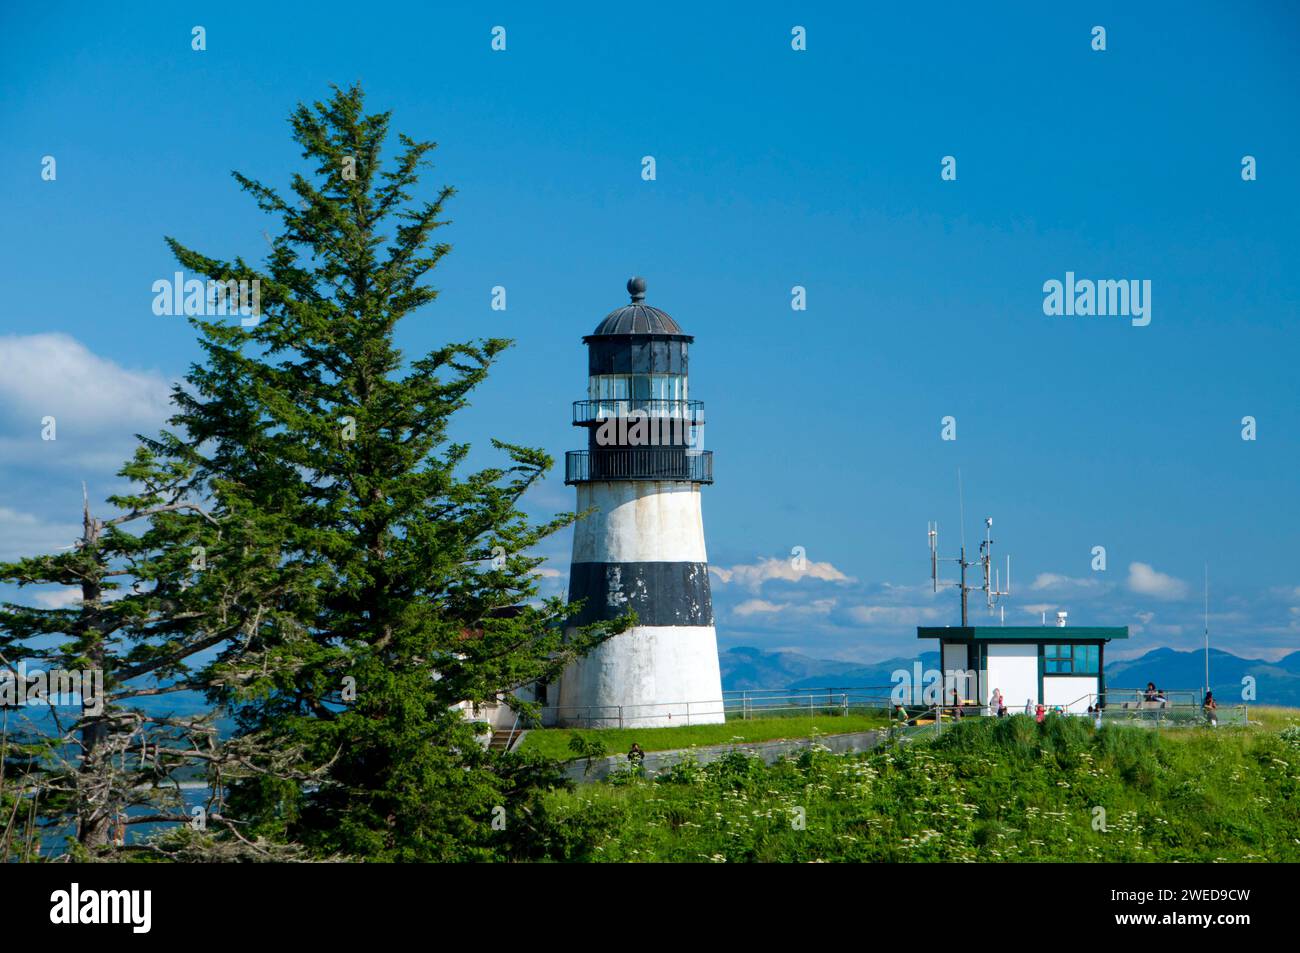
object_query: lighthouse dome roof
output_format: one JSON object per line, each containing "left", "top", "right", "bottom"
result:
{"left": 589, "top": 277, "right": 686, "bottom": 336}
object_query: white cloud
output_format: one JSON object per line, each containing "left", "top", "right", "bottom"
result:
{"left": 1127, "top": 562, "right": 1189, "bottom": 601}
{"left": 711, "top": 556, "right": 854, "bottom": 592}
{"left": 0, "top": 333, "right": 173, "bottom": 468}
{"left": 32, "top": 588, "right": 83, "bottom": 609}
{"left": 0, "top": 506, "right": 81, "bottom": 561}
{"left": 732, "top": 597, "right": 836, "bottom": 618}
{"left": 1030, "top": 572, "right": 1101, "bottom": 593}
{"left": 847, "top": 605, "right": 945, "bottom": 625}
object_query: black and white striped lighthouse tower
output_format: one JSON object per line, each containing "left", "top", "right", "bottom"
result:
{"left": 556, "top": 277, "right": 725, "bottom": 727}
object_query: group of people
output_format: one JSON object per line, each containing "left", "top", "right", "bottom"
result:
{"left": 919, "top": 688, "right": 1082, "bottom": 723}
{"left": 962, "top": 682, "right": 1220, "bottom": 727}
{"left": 889, "top": 681, "right": 1223, "bottom": 733}
{"left": 1143, "top": 682, "right": 1170, "bottom": 706}
{"left": 894, "top": 684, "right": 1221, "bottom": 729}
{"left": 986, "top": 689, "right": 1063, "bottom": 723}
{"left": 984, "top": 688, "right": 1097, "bottom": 726}
{"left": 1144, "top": 681, "right": 1219, "bottom": 726}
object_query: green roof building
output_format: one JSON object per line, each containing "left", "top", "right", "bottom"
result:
{"left": 916, "top": 624, "right": 1129, "bottom": 713}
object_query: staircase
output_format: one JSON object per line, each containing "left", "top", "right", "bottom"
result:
{"left": 488, "top": 728, "right": 519, "bottom": 753}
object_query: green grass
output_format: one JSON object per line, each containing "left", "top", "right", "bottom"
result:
{"left": 1245, "top": 705, "right": 1300, "bottom": 732}
{"left": 516, "top": 711, "right": 889, "bottom": 761}
{"left": 530, "top": 711, "right": 1300, "bottom": 862}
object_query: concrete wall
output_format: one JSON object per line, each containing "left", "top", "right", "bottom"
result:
{"left": 986, "top": 643, "right": 1039, "bottom": 710}
{"left": 455, "top": 698, "right": 518, "bottom": 730}
{"left": 1043, "top": 675, "right": 1097, "bottom": 712}
{"left": 941, "top": 643, "right": 978, "bottom": 703}
{"left": 942, "top": 643, "right": 967, "bottom": 679}
{"left": 563, "top": 729, "right": 888, "bottom": 783}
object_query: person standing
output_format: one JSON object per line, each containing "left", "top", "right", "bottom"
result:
{"left": 1203, "top": 691, "right": 1218, "bottom": 728}
{"left": 894, "top": 702, "right": 910, "bottom": 727}
{"left": 627, "top": 742, "right": 646, "bottom": 775}
{"left": 989, "top": 688, "right": 1005, "bottom": 718}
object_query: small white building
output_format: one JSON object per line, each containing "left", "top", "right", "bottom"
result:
{"left": 916, "top": 624, "right": 1129, "bottom": 713}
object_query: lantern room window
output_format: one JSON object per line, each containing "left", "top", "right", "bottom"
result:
{"left": 588, "top": 374, "right": 687, "bottom": 408}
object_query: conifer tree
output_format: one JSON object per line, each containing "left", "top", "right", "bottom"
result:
{"left": 159, "top": 84, "right": 626, "bottom": 860}
{"left": 0, "top": 451, "right": 280, "bottom": 856}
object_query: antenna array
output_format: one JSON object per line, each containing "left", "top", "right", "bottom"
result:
{"left": 928, "top": 515, "right": 1011, "bottom": 626}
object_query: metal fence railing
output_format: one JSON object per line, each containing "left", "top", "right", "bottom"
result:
{"left": 529, "top": 689, "right": 896, "bottom": 729}
{"left": 501, "top": 685, "right": 1244, "bottom": 731}
{"left": 723, "top": 688, "right": 895, "bottom": 720}
{"left": 1098, "top": 687, "right": 1202, "bottom": 708}
{"left": 564, "top": 448, "right": 713, "bottom": 484}
{"left": 1085, "top": 688, "right": 1247, "bottom": 728}
{"left": 1098, "top": 703, "right": 1247, "bottom": 728}
{"left": 572, "top": 399, "right": 705, "bottom": 426}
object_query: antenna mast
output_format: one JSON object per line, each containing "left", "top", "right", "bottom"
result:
{"left": 1204, "top": 563, "right": 1210, "bottom": 698}
{"left": 929, "top": 510, "right": 1012, "bottom": 627}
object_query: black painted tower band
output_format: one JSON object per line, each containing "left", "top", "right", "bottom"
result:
{"left": 567, "top": 561, "right": 714, "bottom": 627}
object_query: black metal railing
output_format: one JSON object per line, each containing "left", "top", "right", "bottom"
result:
{"left": 565, "top": 449, "right": 713, "bottom": 484}
{"left": 572, "top": 399, "right": 704, "bottom": 426}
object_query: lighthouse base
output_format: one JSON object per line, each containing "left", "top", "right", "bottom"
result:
{"left": 556, "top": 624, "right": 725, "bottom": 728}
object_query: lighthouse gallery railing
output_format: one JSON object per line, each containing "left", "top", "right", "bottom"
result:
{"left": 565, "top": 448, "right": 713, "bottom": 484}
{"left": 572, "top": 398, "right": 704, "bottom": 426}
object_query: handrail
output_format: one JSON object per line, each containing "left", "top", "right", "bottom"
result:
{"left": 573, "top": 398, "right": 704, "bottom": 425}
{"left": 565, "top": 448, "right": 713, "bottom": 484}
{"left": 504, "top": 714, "right": 521, "bottom": 753}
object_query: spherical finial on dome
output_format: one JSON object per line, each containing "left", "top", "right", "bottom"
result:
{"left": 627, "top": 276, "right": 647, "bottom": 302}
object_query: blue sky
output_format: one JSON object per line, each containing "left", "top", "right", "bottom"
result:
{"left": 1, "top": 1, "right": 1298, "bottom": 663}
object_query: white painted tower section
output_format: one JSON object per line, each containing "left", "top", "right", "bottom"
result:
{"left": 557, "top": 483, "right": 724, "bottom": 727}
{"left": 571, "top": 483, "right": 709, "bottom": 564}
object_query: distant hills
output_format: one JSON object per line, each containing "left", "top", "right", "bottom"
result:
{"left": 716, "top": 646, "right": 869, "bottom": 690}
{"left": 1107, "top": 646, "right": 1300, "bottom": 706}
{"left": 719, "top": 645, "right": 1300, "bottom": 707}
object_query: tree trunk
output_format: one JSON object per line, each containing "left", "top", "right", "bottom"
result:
{"left": 76, "top": 483, "right": 114, "bottom": 850}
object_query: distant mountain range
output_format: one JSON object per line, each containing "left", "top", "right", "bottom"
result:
{"left": 719, "top": 645, "right": 1300, "bottom": 707}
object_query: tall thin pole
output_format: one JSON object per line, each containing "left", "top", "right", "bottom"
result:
{"left": 1204, "top": 564, "right": 1210, "bottom": 698}
{"left": 958, "top": 469, "right": 967, "bottom": 626}
{"left": 960, "top": 546, "right": 968, "bottom": 625}
{"left": 957, "top": 469, "right": 966, "bottom": 553}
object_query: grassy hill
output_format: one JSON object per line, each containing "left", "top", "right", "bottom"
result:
{"left": 531, "top": 707, "right": 1300, "bottom": 862}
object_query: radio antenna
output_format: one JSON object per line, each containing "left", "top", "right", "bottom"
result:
{"left": 928, "top": 481, "right": 1012, "bottom": 626}
{"left": 958, "top": 469, "right": 966, "bottom": 552}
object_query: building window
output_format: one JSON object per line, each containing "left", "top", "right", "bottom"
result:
{"left": 1044, "top": 643, "right": 1100, "bottom": 675}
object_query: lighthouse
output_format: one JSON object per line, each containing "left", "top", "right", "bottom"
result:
{"left": 556, "top": 277, "right": 725, "bottom": 727}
